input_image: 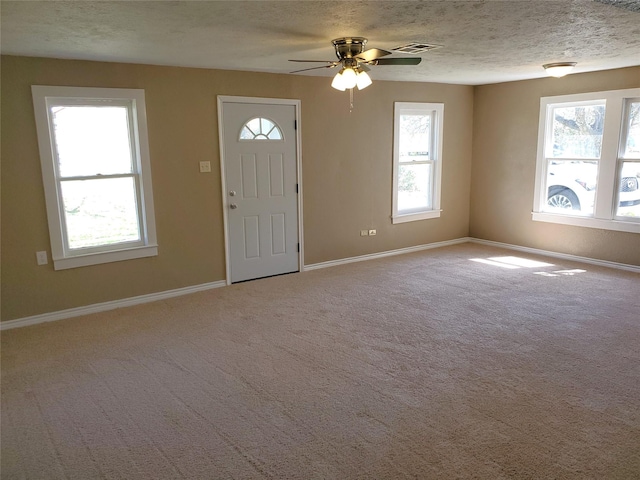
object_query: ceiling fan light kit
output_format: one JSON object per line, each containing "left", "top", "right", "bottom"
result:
{"left": 543, "top": 62, "right": 577, "bottom": 78}
{"left": 331, "top": 66, "right": 372, "bottom": 91}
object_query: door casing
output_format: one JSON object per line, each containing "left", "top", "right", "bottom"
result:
{"left": 217, "top": 96, "right": 304, "bottom": 285}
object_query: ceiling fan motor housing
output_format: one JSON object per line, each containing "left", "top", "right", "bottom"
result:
{"left": 332, "top": 37, "right": 367, "bottom": 60}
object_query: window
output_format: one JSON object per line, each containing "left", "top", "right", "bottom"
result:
{"left": 240, "top": 117, "right": 282, "bottom": 140}
{"left": 32, "top": 86, "right": 158, "bottom": 270}
{"left": 617, "top": 99, "right": 640, "bottom": 219}
{"left": 533, "top": 88, "right": 640, "bottom": 233}
{"left": 392, "top": 102, "right": 444, "bottom": 223}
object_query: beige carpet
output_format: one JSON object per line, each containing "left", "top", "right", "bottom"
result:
{"left": 2, "top": 243, "right": 639, "bottom": 479}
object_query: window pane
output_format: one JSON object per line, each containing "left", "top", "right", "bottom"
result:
{"left": 240, "top": 126, "right": 254, "bottom": 140}
{"left": 544, "top": 161, "right": 597, "bottom": 216}
{"left": 61, "top": 177, "right": 140, "bottom": 249}
{"left": 398, "top": 163, "right": 432, "bottom": 212}
{"left": 247, "top": 118, "right": 261, "bottom": 133}
{"left": 51, "top": 106, "right": 133, "bottom": 177}
{"left": 623, "top": 101, "right": 640, "bottom": 159}
{"left": 267, "top": 127, "right": 282, "bottom": 140}
{"left": 550, "top": 104, "right": 605, "bottom": 159}
{"left": 616, "top": 161, "right": 640, "bottom": 218}
{"left": 399, "top": 114, "right": 430, "bottom": 160}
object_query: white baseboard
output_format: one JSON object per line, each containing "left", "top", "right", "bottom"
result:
{"left": 1, "top": 280, "right": 227, "bottom": 331}
{"left": 303, "top": 237, "right": 472, "bottom": 271}
{"left": 468, "top": 238, "right": 640, "bottom": 273}
{"left": 4, "top": 236, "right": 637, "bottom": 330}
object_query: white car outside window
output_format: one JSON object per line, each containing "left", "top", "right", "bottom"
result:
{"left": 545, "top": 161, "right": 640, "bottom": 216}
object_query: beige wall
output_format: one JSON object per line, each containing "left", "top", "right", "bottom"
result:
{"left": 470, "top": 67, "right": 640, "bottom": 266}
{"left": 1, "top": 55, "right": 474, "bottom": 321}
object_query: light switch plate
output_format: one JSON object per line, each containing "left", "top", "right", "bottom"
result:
{"left": 199, "top": 161, "right": 211, "bottom": 173}
{"left": 36, "top": 251, "right": 48, "bottom": 265}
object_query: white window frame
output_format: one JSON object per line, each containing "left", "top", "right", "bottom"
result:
{"left": 392, "top": 102, "right": 444, "bottom": 224}
{"left": 533, "top": 88, "right": 640, "bottom": 234}
{"left": 616, "top": 97, "right": 640, "bottom": 221}
{"left": 32, "top": 86, "right": 158, "bottom": 270}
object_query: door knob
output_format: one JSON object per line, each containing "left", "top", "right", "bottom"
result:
{"left": 229, "top": 190, "right": 236, "bottom": 196}
{"left": 229, "top": 203, "right": 238, "bottom": 209}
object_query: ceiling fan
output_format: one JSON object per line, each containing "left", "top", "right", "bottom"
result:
{"left": 289, "top": 37, "right": 422, "bottom": 91}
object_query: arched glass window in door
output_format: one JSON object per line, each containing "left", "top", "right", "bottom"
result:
{"left": 239, "top": 117, "right": 283, "bottom": 140}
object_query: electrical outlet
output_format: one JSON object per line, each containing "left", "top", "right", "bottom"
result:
{"left": 369, "top": 229, "right": 377, "bottom": 236}
{"left": 36, "top": 251, "right": 48, "bottom": 265}
{"left": 199, "top": 161, "right": 211, "bottom": 173}
{"left": 360, "top": 230, "right": 369, "bottom": 236}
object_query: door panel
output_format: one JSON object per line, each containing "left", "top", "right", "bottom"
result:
{"left": 241, "top": 154, "right": 258, "bottom": 198}
{"left": 243, "top": 216, "right": 260, "bottom": 259}
{"left": 221, "top": 102, "right": 299, "bottom": 283}
{"left": 269, "top": 155, "right": 284, "bottom": 196}
{"left": 270, "top": 214, "right": 286, "bottom": 255}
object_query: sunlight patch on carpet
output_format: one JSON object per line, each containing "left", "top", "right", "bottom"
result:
{"left": 470, "top": 256, "right": 555, "bottom": 269}
{"left": 534, "top": 269, "right": 588, "bottom": 277}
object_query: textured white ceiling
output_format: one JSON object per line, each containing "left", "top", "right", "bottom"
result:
{"left": 1, "top": 0, "right": 639, "bottom": 85}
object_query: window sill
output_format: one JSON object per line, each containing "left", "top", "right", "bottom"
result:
{"left": 531, "top": 212, "right": 640, "bottom": 233}
{"left": 53, "top": 245, "right": 158, "bottom": 270}
{"left": 392, "top": 210, "right": 442, "bottom": 224}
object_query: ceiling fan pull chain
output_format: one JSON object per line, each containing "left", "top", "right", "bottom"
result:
{"left": 349, "top": 88, "right": 354, "bottom": 113}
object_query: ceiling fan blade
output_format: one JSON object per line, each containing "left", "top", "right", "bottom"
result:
{"left": 289, "top": 59, "right": 336, "bottom": 63}
{"left": 290, "top": 64, "right": 339, "bottom": 74}
{"left": 372, "top": 57, "right": 422, "bottom": 66}
{"left": 355, "top": 48, "right": 392, "bottom": 62}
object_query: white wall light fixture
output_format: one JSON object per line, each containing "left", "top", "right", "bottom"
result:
{"left": 543, "top": 62, "right": 577, "bottom": 78}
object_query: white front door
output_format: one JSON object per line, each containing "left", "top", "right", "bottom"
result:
{"left": 220, "top": 100, "right": 300, "bottom": 283}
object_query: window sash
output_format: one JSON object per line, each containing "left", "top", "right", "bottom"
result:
{"left": 57, "top": 174, "right": 146, "bottom": 255}
{"left": 544, "top": 99, "right": 606, "bottom": 160}
{"left": 614, "top": 160, "right": 640, "bottom": 222}
{"left": 397, "top": 160, "right": 435, "bottom": 214}
{"left": 614, "top": 98, "right": 640, "bottom": 222}
{"left": 49, "top": 101, "right": 137, "bottom": 178}
{"left": 542, "top": 159, "right": 599, "bottom": 217}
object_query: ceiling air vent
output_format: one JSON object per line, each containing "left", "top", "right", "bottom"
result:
{"left": 391, "top": 43, "right": 442, "bottom": 54}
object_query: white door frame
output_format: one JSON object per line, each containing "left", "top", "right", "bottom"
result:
{"left": 217, "top": 96, "right": 304, "bottom": 285}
